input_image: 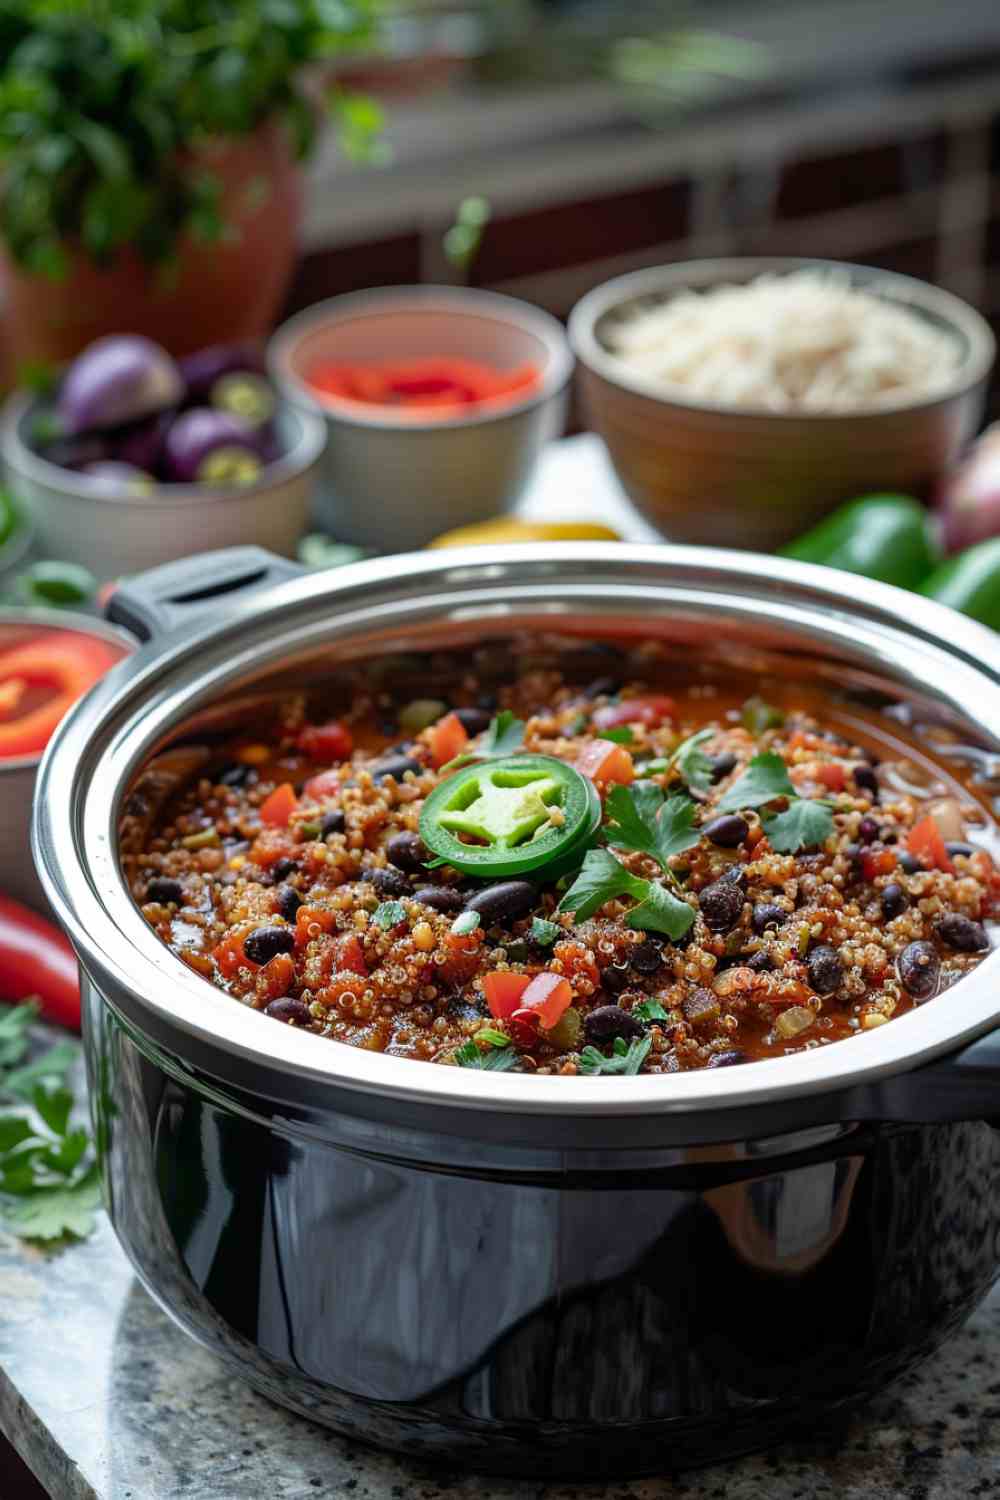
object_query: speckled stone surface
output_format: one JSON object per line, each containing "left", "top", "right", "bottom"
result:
{"left": 1, "top": 1162, "right": 999, "bottom": 1499}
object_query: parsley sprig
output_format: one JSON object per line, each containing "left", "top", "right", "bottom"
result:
{"left": 602, "top": 784, "right": 700, "bottom": 874}
{"left": 578, "top": 1035, "right": 651, "bottom": 1076}
{"left": 454, "top": 1039, "right": 518, "bottom": 1071}
{"left": 716, "top": 752, "right": 835, "bottom": 853}
{"left": 558, "top": 848, "right": 695, "bottom": 940}
{"left": 0, "top": 1004, "right": 100, "bottom": 1243}
{"left": 443, "top": 710, "right": 526, "bottom": 771}
{"left": 667, "top": 727, "right": 717, "bottom": 794}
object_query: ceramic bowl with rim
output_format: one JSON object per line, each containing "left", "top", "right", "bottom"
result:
{"left": 569, "top": 257, "right": 995, "bottom": 551}
{"left": 0, "top": 393, "right": 327, "bottom": 578}
{"left": 269, "top": 285, "right": 574, "bottom": 551}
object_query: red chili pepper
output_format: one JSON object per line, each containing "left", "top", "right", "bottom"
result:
{"left": 0, "top": 632, "right": 120, "bottom": 760}
{"left": 0, "top": 895, "right": 80, "bottom": 1030}
{"left": 298, "top": 719, "right": 353, "bottom": 762}
{"left": 592, "top": 695, "right": 676, "bottom": 731}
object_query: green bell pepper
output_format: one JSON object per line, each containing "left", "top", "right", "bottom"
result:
{"left": 780, "top": 493, "right": 939, "bottom": 590}
{"left": 919, "top": 538, "right": 1000, "bottom": 631}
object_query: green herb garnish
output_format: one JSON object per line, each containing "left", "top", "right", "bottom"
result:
{"left": 443, "top": 710, "right": 526, "bottom": 771}
{"left": 530, "top": 916, "right": 561, "bottom": 947}
{"left": 624, "top": 880, "right": 697, "bottom": 939}
{"left": 558, "top": 849, "right": 695, "bottom": 941}
{"left": 0, "top": 1004, "right": 100, "bottom": 1242}
{"left": 667, "top": 727, "right": 717, "bottom": 794}
{"left": 454, "top": 1040, "right": 518, "bottom": 1071}
{"left": 741, "top": 696, "right": 786, "bottom": 735}
{"left": 633, "top": 999, "right": 670, "bottom": 1023}
{"left": 372, "top": 900, "right": 407, "bottom": 929}
{"left": 716, "top": 752, "right": 834, "bottom": 853}
{"left": 578, "top": 1035, "right": 652, "bottom": 1076}
{"left": 602, "top": 785, "right": 699, "bottom": 873}
{"left": 600, "top": 725, "right": 635, "bottom": 744}
{"left": 476, "top": 1027, "right": 511, "bottom": 1048}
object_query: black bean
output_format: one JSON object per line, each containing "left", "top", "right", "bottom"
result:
{"left": 145, "top": 877, "right": 184, "bottom": 905}
{"left": 936, "top": 914, "right": 990, "bottom": 952}
{"left": 629, "top": 939, "right": 663, "bottom": 973}
{"left": 275, "top": 884, "right": 303, "bottom": 922}
{"left": 370, "top": 754, "right": 421, "bottom": 783}
{"left": 747, "top": 950, "right": 774, "bottom": 973}
{"left": 751, "top": 902, "right": 785, "bottom": 936}
{"left": 265, "top": 996, "right": 312, "bottom": 1025}
{"left": 708, "top": 752, "right": 738, "bottom": 783}
{"left": 703, "top": 814, "right": 749, "bottom": 848}
{"left": 583, "top": 675, "right": 621, "bottom": 700}
{"left": 477, "top": 691, "right": 498, "bottom": 711}
{"left": 413, "top": 885, "right": 465, "bottom": 914}
{"left": 453, "top": 706, "right": 491, "bottom": 735}
{"left": 271, "top": 858, "right": 300, "bottom": 882}
{"left": 945, "top": 841, "right": 974, "bottom": 858}
{"left": 883, "top": 831, "right": 898, "bottom": 845}
{"left": 858, "top": 816, "right": 880, "bottom": 845}
{"left": 807, "top": 944, "right": 843, "bottom": 996}
{"left": 853, "top": 764, "right": 880, "bottom": 799}
{"left": 601, "top": 962, "right": 632, "bottom": 994}
{"left": 369, "top": 867, "right": 411, "bottom": 898}
{"left": 585, "top": 1005, "right": 646, "bottom": 1044}
{"left": 244, "top": 925, "right": 296, "bottom": 965}
{"left": 321, "top": 811, "right": 346, "bottom": 838}
{"left": 464, "top": 881, "right": 536, "bottom": 925}
{"left": 218, "top": 763, "right": 250, "bottom": 788}
{"left": 898, "top": 851, "right": 922, "bottom": 874}
{"left": 708, "top": 1049, "right": 747, "bottom": 1068}
{"left": 897, "top": 941, "right": 940, "bottom": 999}
{"left": 386, "top": 831, "right": 429, "bottom": 872}
{"left": 721, "top": 865, "right": 748, "bottom": 891}
{"left": 881, "top": 882, "right": 908, "bottom": 920}
{"left": 699, "top": 877, "right": 744, "bottom": 932}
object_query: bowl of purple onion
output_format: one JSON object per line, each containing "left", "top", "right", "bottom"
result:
{"left": 0, "top": 334, "right": 326, "bottom": 576}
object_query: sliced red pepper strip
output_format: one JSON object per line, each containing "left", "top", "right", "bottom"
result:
{"left": 519, "top": 972, "right": 573, "bottom": 1029}
{"left": 0, "top": 632, "right": 120, "bottom": 759}
{"left": 483, "top": 971, "right": 530, "bottom": 1020}
{"left": 0, "top": 895, "right": 80, "bottom": 1030}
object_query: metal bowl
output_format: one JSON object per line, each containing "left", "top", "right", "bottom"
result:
{"left": 269, "top": 285, "right": 573, "bottom": 551}
{"left": 31, "top": 544, "right": 1000, "bottom": 1475}
{"left": 0, "top": 394, "right": 327, "bottom": 578}
{"left": 569, "top": 258, "right": 995, "bottom": 550}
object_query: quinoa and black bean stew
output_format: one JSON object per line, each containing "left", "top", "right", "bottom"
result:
{"left": 123, "top": 643, "right": 999, "bottom": 1077}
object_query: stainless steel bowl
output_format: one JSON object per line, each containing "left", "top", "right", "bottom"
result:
{"left": 0, "top": 394, "right": 327, "bottom": 577}
{"left": 31, "top": 544, "right": 1000, "bottom": 1475}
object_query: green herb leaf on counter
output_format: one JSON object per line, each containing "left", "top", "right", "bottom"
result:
{"left": 763, "top": 800, "right": 835, "bottom": 854}
{"left": 3, "top": 1166, "right": 101, "bottom": 1242}
{"left": 578, "top": 1035, "right": 652, "bottom": 1076}
{"left": 372, "top": 900, "right": 407, "bottom": 930}
{"left": 633, "top": 999, "right": 670, "bottom": 1023}
{"left": 454, "top": 1040, "right": 517, "bottom": 1071}
{"left": 443, "top": 710, "right": 526, "bottom": 771}
{"left": 740, "top": 696, "right": 785, "bottom": 735}
{"left": 530, "top": 916, "right": 561, "bottom": 947}
{"left": 603, "top": 785, "right": 699, "bottom": 871}
{"left": 0, "top": 1001, "right": 35, "bottom": 1068}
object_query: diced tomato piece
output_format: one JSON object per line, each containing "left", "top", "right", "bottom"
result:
{"left": 906, "top": 815, "right": 954, "bottom": 873}
{"left": 519, "top": 971, "right": 573, "bottom": 1030}
{"left": 255, "top": 953, "right": 295, "bottom": 1003}
{"left": 213, "top": 923, "right": 258, "bottom": 978}
{"left": 298, "top": 719, "right": 353, "bottom": 762}
{"left": 336, "top": 932, "right": 368, "bottom": 976}
{"left": 483, "top": 971, "right": 531, "bottom": 1020}
{"left": 860, "top": 848, "right": 899, "bottom": 882}
{"left": 592, "top": 695, "right": 676, "bottom": 731}
{"left": 785, "top": 730, "right": 808, "bottom": 752}
{"left": 260, "top": 782, "right": 298, "bottom": 827}
{"left": 429, "top": 711, "right": 468, "bottom": 770}
{"left": 303, "top": 768, "right": 341, "bottom": 801}
{"left": 576, "top": 739, "right": 635, "bottom": 787}
{"left": 814, "top": 762, "right": 847, "bottom": 792}
{"left": 295, "top": 905, "right": 338, "bottom": 948}
{"left": 510, "top": 1007, "right": 542, "bottom": 1047}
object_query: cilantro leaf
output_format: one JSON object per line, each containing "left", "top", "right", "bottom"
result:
{"left": 716, "top": 751, "right": 796, "bottom": 813}
{"left": 2, "top": 1040, "right": 77, "bottom": 1101}
{"left": 558, "top": 848, "right": 647, "bottom": 923}
{"left": 454, "top": 1040, "right": 518, "bottom": 1071}
{"left": 669, "top": 728, "right": 716, "bottom": 794}
{"left": 372, "top": 900, "right": 407, "bottom": 930}
{"left": 626, "top": 880, "right": 696, "bottom": 940}
{"left": 4, "top": 1165, "right": 101, "bottom": 1242}
{"left": 603, "top": 786, "right": 699, "bottom": 871}
{"left": 763, "top": 800, "right": 835, "bottom": 853}
{"left": 0, "top": 1001, "right": 36, "bottom": 1069}
{"left": 600, "top": 725, "right": 634, "bottom": 744}
{"left": 444, "top": 710, "right": 526, "bottom": 770}
{"left": 741, "top": 696, "right": 785, "bottom": 735}
{"left": 32, "top": 1084, "right": 73, "bottom": 1138}
{"left": 578, "top": 1035, "right": 652, "bottom": 1076}
{"left": 530, "top": 916, "right": 561, "bottom": 947}
{"left": 633, "top": 998, "right": 670, "bottom": 1023}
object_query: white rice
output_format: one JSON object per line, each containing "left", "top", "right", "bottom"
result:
{"left": 607, "top": 269, "right": 961, "bottom": 412}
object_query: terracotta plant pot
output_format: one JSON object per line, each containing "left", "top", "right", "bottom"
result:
{"left": 0, "top": 123, "right": 302, "bottom": 367}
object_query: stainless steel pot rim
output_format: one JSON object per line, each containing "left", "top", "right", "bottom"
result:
{"left": 270, "top": 284, "right": 575, "bottom": 433}
{"left": 0, "top": 393, "right": 327, "bottom": 508}
{"left": 32, "top": 543, "right": 1000, "bottom": 1117}
{"left": 0, "top": 606, "right": 135, "bottom": 776}
{"left": 568, "top": 257, "right": 997, "bottom": 422}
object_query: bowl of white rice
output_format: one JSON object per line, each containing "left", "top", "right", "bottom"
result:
{"left": 568, "top": 258, "right": 994, "bottom": 550}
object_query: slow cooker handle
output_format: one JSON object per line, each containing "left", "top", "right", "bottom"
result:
{"left": 855, "top": 1025, "right": 1000, "bottom": 1125}
{"left": 105, "top": 546, "right": 304, "bottom": 642}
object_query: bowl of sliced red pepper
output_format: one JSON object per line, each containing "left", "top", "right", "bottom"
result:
{"left": 269, "top": 285, "right": 573, "bottom": 551}
{"left": 0, "top": 609, "right": 132, "bottom": 912}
